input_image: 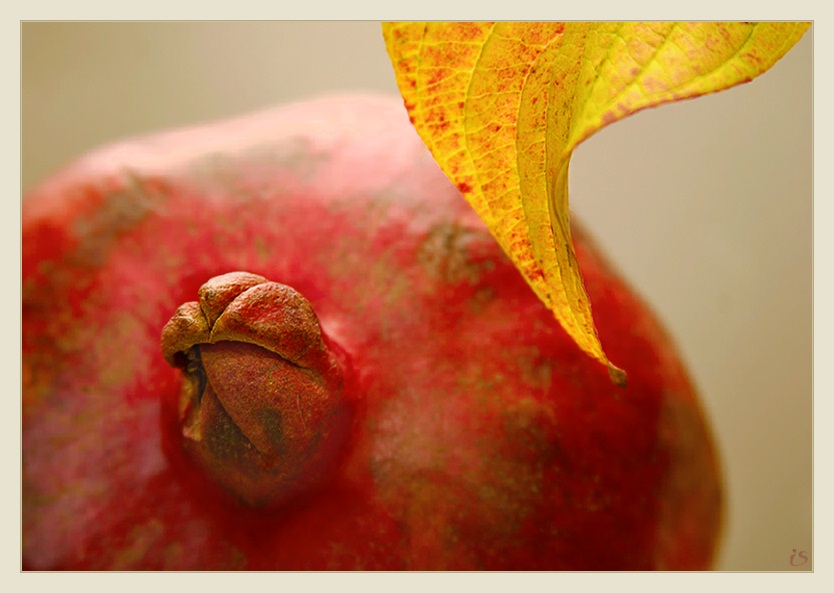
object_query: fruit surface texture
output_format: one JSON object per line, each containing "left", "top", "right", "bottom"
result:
{"left": 22, "top": 94, "right": 722, "bottom": 570}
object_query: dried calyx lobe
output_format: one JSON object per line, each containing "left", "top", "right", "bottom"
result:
{"left": 161, "top": 271, "right": 352, "bottom": 509}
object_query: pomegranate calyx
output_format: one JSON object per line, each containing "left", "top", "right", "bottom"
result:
{"left": 161, "top": 271, "right": 351, "bottom": 509}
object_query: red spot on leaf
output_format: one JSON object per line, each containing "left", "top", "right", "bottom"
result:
{"left": 455, "top": 22, "right": 486, "bottom": 41}
{"left": 457, "top": 182, "right": 473, "bottom": 194}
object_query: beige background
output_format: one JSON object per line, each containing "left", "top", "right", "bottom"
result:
{"left": 21, "top": 22, "right": 812, "bottom": 571}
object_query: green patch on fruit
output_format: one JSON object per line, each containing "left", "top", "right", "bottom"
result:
{"left": 417, "top": 223, "right": 496, "bottom": 285}
{"left": 110, "top": 518, "right": 165, "bottom": 569}
{"left": 259, "top": 408, "right": 288, "bottom": 452}
{"left": 204, "top": 397, "right": 252, "bottom": 464}
{"left": 71, "top": 176, "right": 162, "bottom": 266}
{"left": 516, "top": 346, "right": 555, "bottom": 391}
{"left": 88, "top": 314, "right": 150, "bottom": 392}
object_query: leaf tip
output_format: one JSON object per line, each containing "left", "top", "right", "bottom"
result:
{"left": 607, "top": 364, "right": 628, "bottom": 389}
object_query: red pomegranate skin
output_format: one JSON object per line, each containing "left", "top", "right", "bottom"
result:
{"left": 22, "top": 94, "right": 722, "bottom": 570}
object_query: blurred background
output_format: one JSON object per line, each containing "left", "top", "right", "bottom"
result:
{"left": 21, "top": 21, "right": 812, "bottom": 571}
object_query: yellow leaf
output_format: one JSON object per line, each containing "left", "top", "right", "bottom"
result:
{"left": 383, "top": 21, "right": 809, "bottom": 386}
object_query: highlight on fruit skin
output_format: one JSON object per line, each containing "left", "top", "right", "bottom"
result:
{"left": 22, "top": 93, "right": 723, "bottom": 570}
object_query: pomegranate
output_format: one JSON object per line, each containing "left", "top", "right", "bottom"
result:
{"left": 22, "top": 94, "right": 722, "bottom": 570}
